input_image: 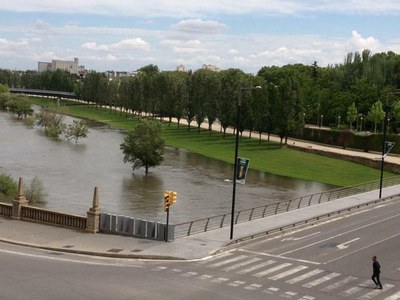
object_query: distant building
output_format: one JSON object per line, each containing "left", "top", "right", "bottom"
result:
{"left": 202, "top": 64, "right": 221, "bottom": 72}
{"left": 176, "top": 64, "right": 185, "bottom": 72}
{"left": 105, "top": 70, "right": 137, "bottom": 79}
{"left": 38, "top": 58, "right": 85, "bottom": 76}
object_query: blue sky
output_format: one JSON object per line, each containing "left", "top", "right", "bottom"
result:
{"left": 0, "top": 1, "right": 399, "bottom": 73}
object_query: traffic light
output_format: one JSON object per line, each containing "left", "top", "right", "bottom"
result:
{"left": 163, "top": 191, "right": 170, "bottom": 211}
{"left": 170, "top": 191, "right": 177, "bottom": 205}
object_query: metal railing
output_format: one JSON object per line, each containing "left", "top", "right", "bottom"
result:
{"left": 174, "top": 176, "right": 400, "bottom": 238}
{"left": 20, "top": 206, "right": 87, "bottom": 230}
{"left": 225, "top": 193, "right": 400, "bottom": 246}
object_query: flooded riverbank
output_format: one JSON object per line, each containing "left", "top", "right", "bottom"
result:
{"left": 0, "top": 111, "right": 333, "bottom": 223}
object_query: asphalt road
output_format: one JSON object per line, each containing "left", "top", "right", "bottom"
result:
{"left": 1, "top": 199, "right": 400, "bottom": 300}
{"left": 147, "top": 199, "right": 400, "bottom": 300}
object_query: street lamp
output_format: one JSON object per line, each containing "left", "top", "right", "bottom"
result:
{"left": 320, "top": 115, "right": 323, "bottom": 128}
{"left": 230, "top": 85, "right": 262, "bottom": 240}
{"left": 379, "top": 91, "right": 400, "bottom": 198}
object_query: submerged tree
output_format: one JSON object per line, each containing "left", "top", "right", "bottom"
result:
{"left": 35, "top": 106, "right": 66, "bottom": 138}
{"left": 64, "top": 120, "right": 89, "bottom": 144}
{"left": 120, "top": 119, "right": 165, "bottom": 174}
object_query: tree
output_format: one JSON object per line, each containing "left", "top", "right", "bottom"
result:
{"left": 346, "top": 102, "right": 358, "bottom": 130}
{"left": 35, "top": 106, "right": 66, "bottom": 138}
{"left": 0, "top": 174, "right": 17, "bottom": 202}
{"left": 0, "top": 83, "right": 8, "bottom": 93}
{"left": 64, "top": 120, "right": 89, "bottom": 144}
{"left": 217, "top": 69, "right": 245, "bottom": 138}
{"left": 367, "top": 100, "right": 385, "bottom": 133}
{"left": 120, "top": 119, "right": 165, "bottom": 174}
{"left": 6, "top": 95, "right": 33, "bottom": 119}
{"left": 392, "top": 100, "right": 400, "bottom": 133}
{"left": 0, "top": 91, "right": 11, "bottom": 110}
{"left": 25, "top": 177, "right": 47, "bottom": 204}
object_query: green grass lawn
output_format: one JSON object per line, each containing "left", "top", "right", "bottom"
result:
{"left": 29, "top": 97, "right": 395, "bottom": 187}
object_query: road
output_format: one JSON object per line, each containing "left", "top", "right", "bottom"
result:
{"left": 1, "top": 199, "right": 400, "bottom": 299}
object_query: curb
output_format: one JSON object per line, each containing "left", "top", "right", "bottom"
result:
{"left": 0, "top": 237, "right": 186, "bottom": 261}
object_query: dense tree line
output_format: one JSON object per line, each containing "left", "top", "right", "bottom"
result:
{"left": 1, "top": 50, "right": 400, "bottom": 143}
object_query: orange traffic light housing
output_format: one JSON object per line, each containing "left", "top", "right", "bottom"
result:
{"left": 169, "top": 191, "right": 177, "bottom": 205}
{"left": 163, "top": 191, "right": 170, "bottom": 211}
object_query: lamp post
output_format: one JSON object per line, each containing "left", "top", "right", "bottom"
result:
{"left": 230, "top": 85, "right": 261, "bottom": 240}
{"left": 379, "top": 91, "right": 400, "bottom": 198}
{"left": 320, "top": 114, "right": 323, "bottom": 128}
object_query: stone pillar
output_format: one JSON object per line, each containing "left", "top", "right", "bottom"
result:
{"left": 86, "top": 187, "right": 101, "bottom": 233}
{"left": 12, "top": 177, "right": 29, "bottom": 220}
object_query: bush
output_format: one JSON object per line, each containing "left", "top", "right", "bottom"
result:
{"left": 23, "top": 116, "right": 36, "bottom": 127}
{"left": 25, "top": 177, "right": 47, "bottom": 204}
{"left": 0, "top": 174, "right": 17, "bottom": 202}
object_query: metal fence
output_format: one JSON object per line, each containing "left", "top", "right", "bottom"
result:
{"left": 174, "top": 176, "right": 400, "bottom": 238}
{"left": 99, "top": 213, "right": 174, "bottom": 241}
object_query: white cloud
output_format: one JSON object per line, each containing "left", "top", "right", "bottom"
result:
{"left": 161, "top": 39, "right": 206, "bottom": 54}
{"left": 34, "top": 20, "right": 51, "bottom": 31}
{"left": 82, "top": 38, "right": 150, "bottom": 51}
{"left": 349, "top": 30, "right": 380, "bottom": 51}
{"left": 171, "top": 19, "right": 226, "bottom": 34}
{"left": 3, "top": 0, "right": 400, "bottom": 17}
{"left": 0, "top": 38, "right": 29, "bottom": 51}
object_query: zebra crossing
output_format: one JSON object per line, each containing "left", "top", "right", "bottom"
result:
{"left": 151, "top": 252, "right": 400, "bottom": 299}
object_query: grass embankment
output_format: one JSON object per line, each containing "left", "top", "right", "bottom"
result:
{"left": 29, "top": 97, "right": 394, "bottom": 187}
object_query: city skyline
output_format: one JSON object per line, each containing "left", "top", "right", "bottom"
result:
{"left": 0, "top": 1, "right": 399, "bottom": 73}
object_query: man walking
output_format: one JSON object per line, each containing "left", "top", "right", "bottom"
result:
{"left": 372, "top": 256, "right": 383, "bottom": 289}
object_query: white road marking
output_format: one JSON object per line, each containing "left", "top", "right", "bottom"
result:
{"left": 281, "top": 231, "right": 321, "bottom": 242}
{"left": 284, "top": 291, "right": 297, "bottom": 296}
{"left": 321, "top": 276, "right": 358, "bottom": 291}
{"left": 209, "top": 255, "right": 248, "bottom": 268}
{"left": 339, "top": 280, "right": 370, "bottom": 296}
{"left": 337, "top": 238, "right": 360, "bottom": 250}
{"left": 286, "top": 269, "right": 324, "bottom": 284}
{"left": 211, "top": 277, "right": 229, "bottom": 283}
{"left": 302, "top": 272, "right": 341, "bottom": 288}
{"left": 227, "top": 280, "right": 246, "bottom": 287}
{"left": 238, "top": 249, "right": 320, "bottom": 265}
{"left": 384, "top": 291, "right": 400, "bottom": 300}
{"left": 279, "top": 212, "right": 400, "bottom": 256}
{"left": 197, "top": 251, "right": 234, "bottom": 264}
{"left": 181, "top": 271, "right": 197, "bottom": 277}
{"left": 358, "top": 284, "right": 394, "bottom": 299}
{"left": 252, "top": 262, "right": 292, "bottom": 277}
{"left": 152, "top": 266, "right": 167, "bottom": 271}
{"left": 244, "top": 283, "right": 262, "bottom": 290}
{"left": 171, "top": 268, "right": 182, "bottom": 272}
{"left": 237, "top": 260, "right": 276, "bottom": 274}
{"left": 0, "top": 248, "right": 142, "bottom": 267}
{"left": 325, "top": 232, "right": 400, "bottom": 264}
{"left": 223, "top": 257, "right": 261, "bottom": 272}
{"left": 268, "top": 265, "right": 308, "bottom": 281}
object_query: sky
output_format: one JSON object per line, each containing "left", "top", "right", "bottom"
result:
{"left": 0, "top": 1, "right": 400, "bottom": 74}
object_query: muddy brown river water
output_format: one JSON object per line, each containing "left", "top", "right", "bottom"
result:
{"left": 0, "top": 111, "right": 334, "bottom": 223}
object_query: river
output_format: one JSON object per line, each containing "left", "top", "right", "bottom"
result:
{"left": 0, "top": 110, "right": 334, "bottom": 223}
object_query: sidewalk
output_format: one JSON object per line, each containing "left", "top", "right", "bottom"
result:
{"left": 1, "top": 186, "right": 399, "bottom": 261}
